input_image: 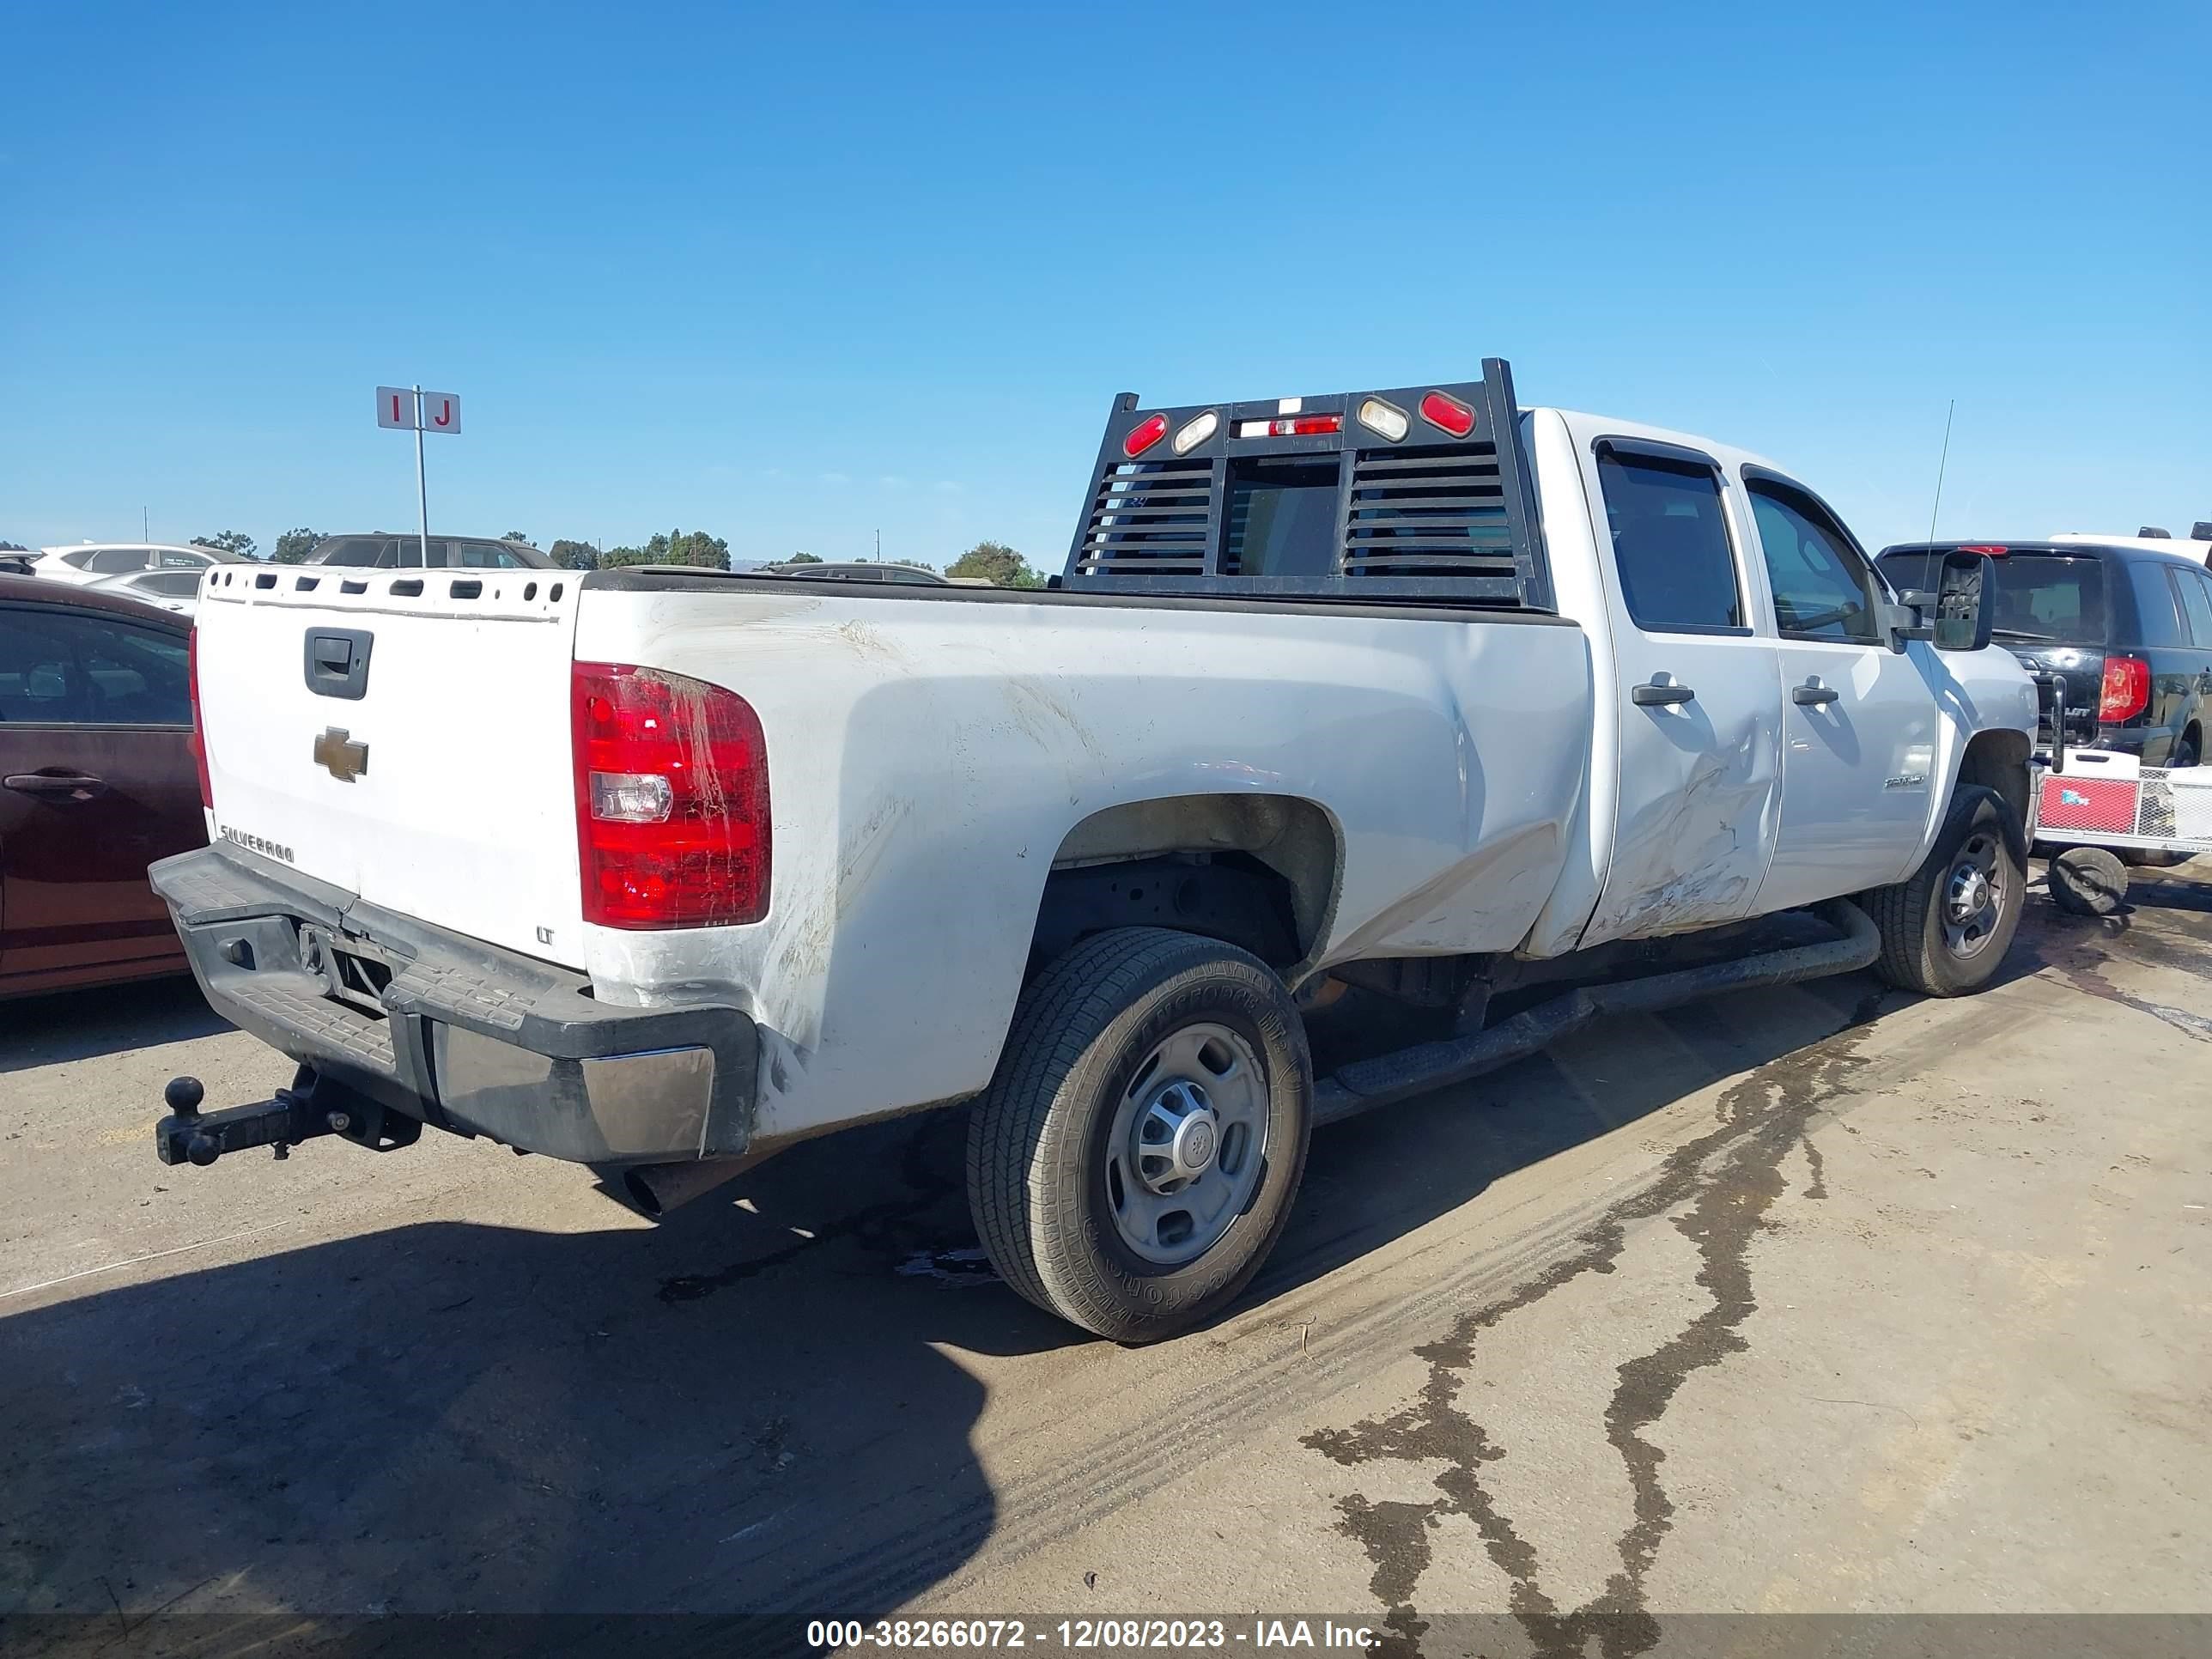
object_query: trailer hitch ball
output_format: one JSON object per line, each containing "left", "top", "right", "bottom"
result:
{"left": 164, "top": 1076, "right": 205, "bottom": 1119}
{"left": 157, "top": 1079, "right": 225, "bottom": 1164}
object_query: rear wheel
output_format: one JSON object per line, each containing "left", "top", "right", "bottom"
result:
{"left": 1867, "top": 785, "right": 2025, "bottom": 996}
{"left": 966, "top": 928, "right": 1311, "bottom": 1343}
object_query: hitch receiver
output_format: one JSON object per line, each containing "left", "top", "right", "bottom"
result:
{"left": 155, "top": 1071, "right": 421, "bottom": 1168}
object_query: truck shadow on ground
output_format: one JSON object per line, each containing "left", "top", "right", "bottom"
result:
{"left": 5, "top": 894, "right": 2206, "bottom": 1632}
{"left": 0, "top": 975, "right": 230, "bottom": 1074}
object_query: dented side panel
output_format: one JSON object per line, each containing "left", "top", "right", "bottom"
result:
{"left": 1561, "top": 414, "right": 1786, "bottom": 946}
{"left": 571, "top": 591, "right": 1592, "bottom": 1141}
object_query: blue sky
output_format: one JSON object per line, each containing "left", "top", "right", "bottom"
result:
{"left": 3, "top": 1, "right": 2207, "bottom": 567}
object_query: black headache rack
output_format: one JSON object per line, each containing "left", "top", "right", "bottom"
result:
{"left": 1062, "top": 358, "right": 1553, "bottom": 611}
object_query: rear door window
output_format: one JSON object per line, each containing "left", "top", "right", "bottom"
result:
{"left": 2171, "top": 568, "right": 2212, "bottom": 647}
{"left": 0, "top": 610, "right": 189, "bottom": 725}
{"left": 78, "top": 621, "right": 191, "bottom": 724}
{"left": 0, "top": 611, "right": 87, "bottom": 720}
{"left": 2130, "top": 561, "right": 2186, "bottom": 647}
{"left": 1595, "top": 448, "right": 1742, "bottom": 632}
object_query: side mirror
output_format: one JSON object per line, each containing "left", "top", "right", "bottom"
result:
{"left": 1924, "top": 550, "right": 1995, "bottom": 652}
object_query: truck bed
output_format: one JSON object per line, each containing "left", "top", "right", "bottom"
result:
{"left": 189, "top": 561, "right": 1593, "bottom": 1141}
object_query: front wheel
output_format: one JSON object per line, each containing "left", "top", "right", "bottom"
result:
{"left": 966, "top": 928, "right": 1312, "bottom": 1343}
{"left": 1865, "top": 785, "right": 2026, "bottom": 996}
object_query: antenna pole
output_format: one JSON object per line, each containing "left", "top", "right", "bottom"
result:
{"left": 1927, "top": 399, "right": 1955, "bottom": 544}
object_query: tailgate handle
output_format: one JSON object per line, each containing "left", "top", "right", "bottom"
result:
{"left": 303, "top": 629, "right": 374, "bottom": 701}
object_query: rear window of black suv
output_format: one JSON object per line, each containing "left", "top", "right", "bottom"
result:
{"left": 1878, "top": 546, "right": 2106, "bottom": 645}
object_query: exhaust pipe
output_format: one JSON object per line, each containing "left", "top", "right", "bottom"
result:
{"left": 617, "top": 1155, "right": 760, "bottom": 1218}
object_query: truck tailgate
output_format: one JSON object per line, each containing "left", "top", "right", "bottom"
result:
{"left": 192, "top": 568, "right": 586, "bottom": 967}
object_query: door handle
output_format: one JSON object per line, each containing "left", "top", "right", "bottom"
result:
{"left": 4, "top": 771, "right": 111, "bottom": 800}
{"left": 1632, "top": 682, "right": 1695, "bottom": 707}
{"left": 1793, "top": 683, "right": 1841, "bottom": 706}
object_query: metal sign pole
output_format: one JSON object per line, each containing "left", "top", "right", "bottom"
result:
{"left": 413, "top": 384, "right": 431, "bottom": 568}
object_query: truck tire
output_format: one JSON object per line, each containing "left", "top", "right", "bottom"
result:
{"left": 1865, "top": 785, "right": 2025, "bottom": 997}
{"left": 2048, "top": 846, "right": 2129, "bottom": 916}
{"left": 966, "top": 927, "right": 1312, "bottom": 1343}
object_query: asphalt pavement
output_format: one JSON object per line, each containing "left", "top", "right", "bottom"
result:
{"left": 3, "top": 871, "right": 2209, "bottom": 1655}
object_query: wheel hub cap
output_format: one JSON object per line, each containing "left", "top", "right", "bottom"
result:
{"left": 1941, "top": 830, "right": 2006, "bottom": 960}
{"left": 1136, "top": 1083, "right": 1219, "bottom": 1192}
{"left": 1105, "top": 1022, "right": 1269, "bottom": 1267}
{"left": 1948, "top": 866, "right": 1989, "bottom": 919}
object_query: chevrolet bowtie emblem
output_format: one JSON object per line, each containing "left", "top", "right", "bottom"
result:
{"left": 313, "top": 727, "right": 369, "bottom": 782}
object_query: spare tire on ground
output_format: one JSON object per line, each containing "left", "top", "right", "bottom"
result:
{"left": 2048, "top": 847, "right": 2129, "bottom": 916}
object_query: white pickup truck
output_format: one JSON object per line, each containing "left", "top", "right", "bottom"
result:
{"left": 153, "top": 362, "right": 2037, "bottom": 1340}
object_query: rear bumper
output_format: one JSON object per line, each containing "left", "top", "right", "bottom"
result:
{"left": 2091, "top": 725, "right": 2156, "bottom": 759}
{"left": 149, "top": 844, "right": 757, "bottom": 1164}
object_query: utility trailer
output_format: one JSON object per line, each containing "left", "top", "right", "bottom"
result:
{"left": 2029, "top": 687, "right": 2212, "bottom": 912}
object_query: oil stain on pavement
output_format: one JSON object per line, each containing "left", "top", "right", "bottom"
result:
{"left": 1303, "top": 991, "right": 1891, "bottom": 1659}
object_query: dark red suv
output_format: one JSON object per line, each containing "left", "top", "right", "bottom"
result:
{"left": 0, "top": 574, "right": 205, "bottom": 997}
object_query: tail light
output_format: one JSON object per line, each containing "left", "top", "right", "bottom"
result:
{"left": 187, "top": 627, "right": 213, "bottom": 809}
{"left": 1122, "top": 414, "right": 1169, "bottom": 458}
{"left": 2098, "top": 655, "right": 2150, "bottom": 723}
{"left": 1419, "top": 390, "right": 1476, "bottom": 438}
{"left": 572, "top": 661, "right": 771, "bottom": 929}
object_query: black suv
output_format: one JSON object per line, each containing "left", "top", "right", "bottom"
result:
{"left": 1878, "top": 540, "right": 2212, "bottom": 768}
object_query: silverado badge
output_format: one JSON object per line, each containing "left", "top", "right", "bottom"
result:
{"left": 313, "top": 727, "right": 369, "bottom": 782}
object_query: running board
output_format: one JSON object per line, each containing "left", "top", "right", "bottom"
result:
{"left": 1312, "top": 900, "right": 1879, "bottom": 1127}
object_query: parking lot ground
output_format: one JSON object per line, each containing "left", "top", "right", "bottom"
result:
{"left": 3, "top": 870, "right": 2209, "bottom": 1652}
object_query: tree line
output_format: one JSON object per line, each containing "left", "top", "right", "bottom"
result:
{"left": 539, "top": 535, "right": 1051, "bottom": 586}
{"left": 4, "top": 527, "right": 1054, "bottom": 588}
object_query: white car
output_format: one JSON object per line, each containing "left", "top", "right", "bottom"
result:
{"left": 89, "top": 566, "right": 206, "bottom": 617}
{"left": 155, "top": 360, "right": 2038, "bottom": 1340}
{"left": 31, "top": 543, "right": 241, "bottom": 586}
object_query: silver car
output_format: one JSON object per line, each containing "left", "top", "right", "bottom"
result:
{"left": 88, "top": 567, "right": 207, "bottom": 617}
{"left": 30, "top": 543, "right": 242, "bottom": 586}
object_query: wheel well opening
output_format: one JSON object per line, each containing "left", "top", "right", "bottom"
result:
{"left": 1028, "top": 795, "right": 1339, "bottom": 977}
{"left": 1958, "top": 729, "right": 2031, "bottom": 825}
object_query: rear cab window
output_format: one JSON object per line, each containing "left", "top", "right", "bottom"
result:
{"left": 1224, "top": 457, "right": 1341, "bottom": 580}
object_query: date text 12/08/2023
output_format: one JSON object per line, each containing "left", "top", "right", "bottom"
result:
{"left": 805, "top": 1618, "right": 1376, "bottom": 1651}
